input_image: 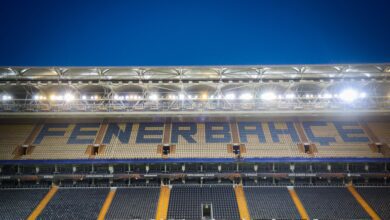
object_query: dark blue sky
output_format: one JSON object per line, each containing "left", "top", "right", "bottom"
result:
{"left": 0, "top": 0, "right": 389, "bottom": 66}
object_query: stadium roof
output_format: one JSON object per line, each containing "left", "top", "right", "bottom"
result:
{"left": 0, "top": 64, "right": 389, "bottom": 81}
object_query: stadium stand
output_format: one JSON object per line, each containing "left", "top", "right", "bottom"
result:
{"left": 295, "top": 186, "right": 370, "bottom": 219}
{"left": 38, "top": 188, "right": 109, "bottom": 220}
{"left": 167, "top": 185, "right": 240, "bottom": 220}
{"left": 25, "top": 123, "right": 97, "bottom": 160}
{"left": 100, "top": 122, "right": 164, "bottom": 159}
{"left": 238, "top": 121, "right": 306, "bottom": 157}
{"left": 170, "top": 122, "right": 233, "bottom": 158}
{"left": 105, "top": 187, "right": 160, "bottom": 219}
{"left": 303, "top": 121, "right": 382, "bottom": 158}
{"left": 0, "top": 188, "right": 48, "bottom": 220}
{"left": 356, "top": 187, "right": 390, "bottom": 220}
{"left": 244, "top": 186, "right": 301, "bottom": 219}
{"left": 0, "top": 119, "right": 387, "bottom": 160}
{"left": 0, "top": 124, "right": 34, "bottom": 160}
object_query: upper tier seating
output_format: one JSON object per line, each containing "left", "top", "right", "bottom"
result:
{"left": 0, "top": 119, "right": 387, "bottom": 160}
{"left": 99, "top": 122, "right": 164, "bottom": 159}
{"left": 295, "top": 186, "right": 370, "bottom": 219}
{"left": 39, "top": 188, "right": 109, "bottom": 220}
{"left": 367, "top": 122, "right": 390, "bottom": 144}
{"left": 0, "top": 124, "right": 33, "bottom": 160}
{"left": 244, "top": 186, "right": 300, "bottom": 219}
{"left": 356, "top": 187, "right": 390, "bottom": 219}
{"left": 105, "top": 187, "right": 160, "bottom": 219}
{"left": 239, "top": 121, "right": 307, "bottom": 158}
{"left": 167, "top": 185, "right": 240, "bottom": 220}
{"left": 303, "top": 121, "right": 382, "bottom": 158}
{"left": 25, "top": 123, "right": 98, "bottom": 160}
{"left": 0, "top": 188, "right": 48, "bottom": 220}
{"left": 170, "top": 122, "right": 233, "bottom": 158}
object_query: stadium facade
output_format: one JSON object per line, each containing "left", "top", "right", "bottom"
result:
{"left": 0, "top": 64, "right": 389, "bottom": 219}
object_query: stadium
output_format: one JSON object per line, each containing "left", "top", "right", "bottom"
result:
{"left": 0, "top": 64, "right": 389, "bottom": 219}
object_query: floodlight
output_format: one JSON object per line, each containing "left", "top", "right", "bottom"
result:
{"left": 240, "top": 93, "right": 253, "bottom": 100}
{"left": 323, "top": 93, "right": 332, "bottom": 99}
{"left": 285, "top": 93, "right": 295, "bottom": 99}
{"left": 64, "top": 93, "right": 75, "bottom": 102}
{"left": 225, "top": 93, "right": 236, "bottom": 100}
{"left": 260, "top": 92, "right": 276, "bottom": 101}
{"left": 149, "top": 94, "right": 159, "bottom": 101}
{"left": 339, "top": 88, "right": 359, "bottom": 103}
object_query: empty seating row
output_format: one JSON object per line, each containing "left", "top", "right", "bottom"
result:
{"left": 106, "top": 187, "right": 160, "bottom": 219}
{"left": 38, "top": 188, "right": 109, "bottom": 220}
{"left": 244, "top": 186, "right": 301, "bottom": 219}
{"left": 0, "top": 188, "right": 48, "bottom": 220}
{"left": 0, "top": 120, "right": 388, "bottom": 160}
{"left": 167, "top": 185, "right": 240, "bottom": 220}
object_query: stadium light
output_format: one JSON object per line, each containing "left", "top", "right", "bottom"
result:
{"left": 239, "top": 93, "right": 253, "bottom": 100}
{"left": 285, "top": 93, "right": 295, "bottom": 99}
{"left": 81, "top": 95, "right": 87, "bottom": 100}
{"left": 178, "top": 93, "right": 185, "bottom": 100}
{"left": 339, "top": 88, "right": 359, "bottom": 103}
{"left": 323, "top": 93, "right": 333, "bottom": 99}
{"left": 225, "top": 93, "right": 236, "bottom": 100}
{"left": 260, "top": 92, "right": 276, "bottom": 101}
{"left": 64, "top": 93, "right": 75, "bottom": 102}
{"left": 149, "top": 94, "right": 159, "bottom": 101}
{"left": 1, "top": 95, "right": 12, "bottom": 101}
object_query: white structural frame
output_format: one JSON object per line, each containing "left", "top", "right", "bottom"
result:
{"left": 0, "top": 64, "right": 389, "bottom": 116}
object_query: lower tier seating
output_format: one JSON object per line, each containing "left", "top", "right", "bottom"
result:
{"left": 356, "top": 187, "right": 390, "bottom": 219}
{"left": 106, "top": 187, "right": 160, "bottom": 219}
{"left": 167, "top": 185, "right": 240, "bottom": 220}
{"left": 295, "top": 186, "right": 370, "bottom": 219}
{"left": 244, "top": 186, "right": 300, "bottom": 219}
{"left": 39, "top": 188, "right": 109, "bottom": 220}
{"left": 0, "top": 188, "right": 48, "bottom": 220}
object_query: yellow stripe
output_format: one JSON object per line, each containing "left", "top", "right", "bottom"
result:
{"left": 347, "top": 185, "right": 381, "bottom": 220}
{"left": 288, "top": 187, "right": 309, "bottom": 220}
{"left": 155, "top": 186, "right": 171, "bottom": 220}
{"left": 234, "top": 185, "right": 251, "bottom": 220}
{"left": 97, "top": 188, "right": 117, "bottom": 220}
{"left": 27, "top": 186, "right": 58, "bottom": 220}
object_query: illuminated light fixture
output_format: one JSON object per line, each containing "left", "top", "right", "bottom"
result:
{"left": 285, "top": 93, "right": 295, "bottom": 99}
{"left": 49, "top": 94, "right": 64, "bottom": 101}
{"left": 178, "top": 93, "right": 185, "bottom": 100}
{"left": 260, "top": 92, "right": 276, "bottom": 101}
{"left": 323, "top": 93, "right": 332, "bottom": 99}
{"left": 201, "top": 93, "right": 208, "bottom": 100}
{"left": 1, "top": 95, "right": 12, "bottom": 101}
{"left": 359, "top": 92, "right": 367, "bottom": 98}
{"left": 149, "top": 94, "right": 159, "bottom": 101}
{"left": 168, "top": 94, "right": 177, "bottom": 100}
{"left": 239, "top": 93, "right": 253, "bottom": 100}
{"left": 33, "top": 95, "right": 46, "bottom": 100}
{"left": 225, "top": 93, "right": 236, "bottom": 100}
{"left": 339, "top": 88, "right": 359, "bottom": 103}
{"left": 64, "top": 93, "right": 75, "bottom": 102}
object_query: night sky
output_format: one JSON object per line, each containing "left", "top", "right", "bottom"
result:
{"left": 0, "top": 0, "right": 389, "bottom": 66}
